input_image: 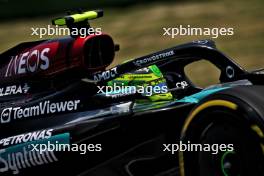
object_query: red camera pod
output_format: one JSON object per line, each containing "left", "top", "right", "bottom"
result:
{"left": 0, "top": 34, "right": 115, "bottom": 83}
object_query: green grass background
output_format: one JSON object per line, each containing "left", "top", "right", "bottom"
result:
{"left": 0, "top": 0, "right": 263, "bottom": 86}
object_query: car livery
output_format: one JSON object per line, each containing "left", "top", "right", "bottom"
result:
{"left": 0, "top": 10, "right": 263, "bottom": 176}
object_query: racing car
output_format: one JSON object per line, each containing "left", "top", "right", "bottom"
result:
{"left": 0, "top": 9, "right": 263, "bottom": 176}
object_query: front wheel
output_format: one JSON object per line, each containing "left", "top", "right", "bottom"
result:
{"left": 179, "top": 86, "right": 264, "bottom": 176}
{"left": 197, "top": 111, "right": 263, "bottom": 176}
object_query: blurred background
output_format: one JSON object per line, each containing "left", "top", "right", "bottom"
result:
{"left": 0, "top": 0, "right": 263, "bottom": 86}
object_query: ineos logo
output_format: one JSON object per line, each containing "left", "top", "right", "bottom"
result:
{"left": 5, "top": 48, "right": 50, "bottom": 77}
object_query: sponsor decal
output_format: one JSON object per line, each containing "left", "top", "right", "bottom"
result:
{"left": 0, "top": 133, "right": 69, "bottom": 175}
{"left": 0, "top": 84, "right": 30, "bottom": 97}
{"left": 226, "top": 66, "right": 235, "bottom": 79}
{"left": 0, "top": 100, "right": 80, "bottom": 124}
{"left": 0, "top": 129, "right": 53, "bottom": 147}
{"left": 133, "top": 50, "right": 175, "bottom": 67}
{"left": 192, "top": 40, "right": 209, "bottom": 44}
{"left": 133, "top": 67, "right": 150, "bottom": 73}
{"left": 176, "top": 81, "right": 189, "bottom": 89}
{"left": 5, "top": 49, "right": 50, "bottom": 77}
{"left": 93, "top": 67, "right": 118, "bottom": 81}
{"left": 5, "top": 42, "right": 59, "bottom": 78}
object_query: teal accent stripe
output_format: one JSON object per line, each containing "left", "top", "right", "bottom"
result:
{"left": 176, "top": 87, "right": 229, "bottom": 103}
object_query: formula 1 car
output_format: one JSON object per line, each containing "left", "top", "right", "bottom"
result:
{"left": 0, "top": 10, "right": 263, "bottom": 176}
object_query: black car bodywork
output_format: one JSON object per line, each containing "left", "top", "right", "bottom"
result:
{"left": 0, "top": 10, "right": 263, "bottom": 176}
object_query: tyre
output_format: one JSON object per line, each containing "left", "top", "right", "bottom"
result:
{"left": 179, "top": 86, "right": 264, "bottom": 176}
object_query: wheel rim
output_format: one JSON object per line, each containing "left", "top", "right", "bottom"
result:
{"left": 184, "top": 105, "right": 264, "bottom": 176}
{"left": 221, "top": 151, "right": 239, "bottom": 176}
